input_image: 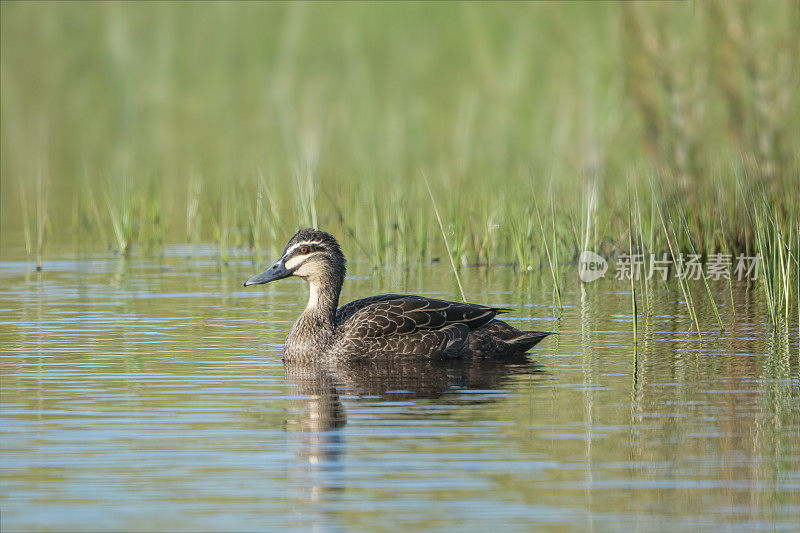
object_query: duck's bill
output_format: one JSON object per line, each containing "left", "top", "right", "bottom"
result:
{"left": 243, "top": 260, "right": 291, "bottom": 287}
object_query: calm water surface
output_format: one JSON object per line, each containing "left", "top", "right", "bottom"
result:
{"left": 1, "top": 247, "right": 798, "bottom": 531}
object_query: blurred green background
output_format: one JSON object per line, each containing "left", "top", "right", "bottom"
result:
{"left": 1, "top": 1, "right": 798, "bottom": 271}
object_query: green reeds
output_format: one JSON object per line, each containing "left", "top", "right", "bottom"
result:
{"left": 533, "top": 194, "right": 563, "bottom": 315}
{"left": 655, "top": 194, "right": 702, "bottom": 341}
{"left": 675, "top": 207, "right": 725, "bottom": 332}
{"left": 18, "top": 168, "right": 48, "bottom": 271}
{"left": 628, "top": 194, "right": 638, "bottom": 345}
{"left": 103, "top": 178, "right": 133, "bottom": 256}
{"left": 0, "top": 0, "right": 797, "bottom": 331}
{"left": 633, "top": 188, "right": 650, "bottom": 318}
{"left": 752, "top": 192, "right": 797, "bottom": 326}
{"left": 509, "top": 204, "right": 535, "bottom": 272}
{"left": 185, "top": 175, "right": 202, "bottom": 245}
{"left": 422, "top": 171, "right": 466, "bottom": 302}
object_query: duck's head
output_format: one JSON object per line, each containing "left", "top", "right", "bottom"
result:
{"left": 244, "top": 229, "right": 346, "bottom": 288}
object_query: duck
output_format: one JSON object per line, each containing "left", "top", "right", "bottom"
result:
{"left": 244, "top": 229, "right": 552, "bottom": 361}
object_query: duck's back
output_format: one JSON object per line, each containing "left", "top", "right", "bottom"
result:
{"left": 335, "top": 294, "right": 502, "bottom": 329}
{"left": 332, "top": 295, "right": 548, "bottom": 360}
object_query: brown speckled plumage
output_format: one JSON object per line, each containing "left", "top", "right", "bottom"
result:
{"left": 244, "top": 229, "right": 552, "bottom": 361}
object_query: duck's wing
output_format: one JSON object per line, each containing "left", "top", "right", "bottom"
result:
{"left": 336, "top": 295, "right": 507, "bottom": 337}
{"left": 335, "top": 323, "right": 470, "bottom": 359}
{"left": 335, "top": 294, "right": 405, "bottom": 325}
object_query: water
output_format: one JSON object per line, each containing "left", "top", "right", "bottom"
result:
{"left": 1, "top": 247, "right": 798, "bottom": 531}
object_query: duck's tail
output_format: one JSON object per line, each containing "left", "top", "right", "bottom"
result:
{"left": 469, "top": 320, "right": 554, "bottom": 357}
{"left": 509, "top": 330, "right": 553, "bottom": 352}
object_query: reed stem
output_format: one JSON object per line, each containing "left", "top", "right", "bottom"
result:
{"left": 422, "top": 171, "right": 466, "bottom": 302}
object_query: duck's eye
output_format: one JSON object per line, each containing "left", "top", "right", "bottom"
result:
{"left": 299, "top": 246, "right": 310, "bottom": 254}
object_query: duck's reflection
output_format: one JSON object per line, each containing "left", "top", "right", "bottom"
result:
{"left": 284, "top": 355, "right": 542, "bottom": 523}
{"left": 285, "top": 360, "right": 347, "bottom": 496}
{"left": 286, "top": 353, "right": 538, "bottom": 401}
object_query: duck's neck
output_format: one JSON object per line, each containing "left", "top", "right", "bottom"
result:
{"left": 285, "top": 275, "right": 342, "bottom": 356}
{"left": 302, "top": 278, "right": 341, "bottom": 329}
